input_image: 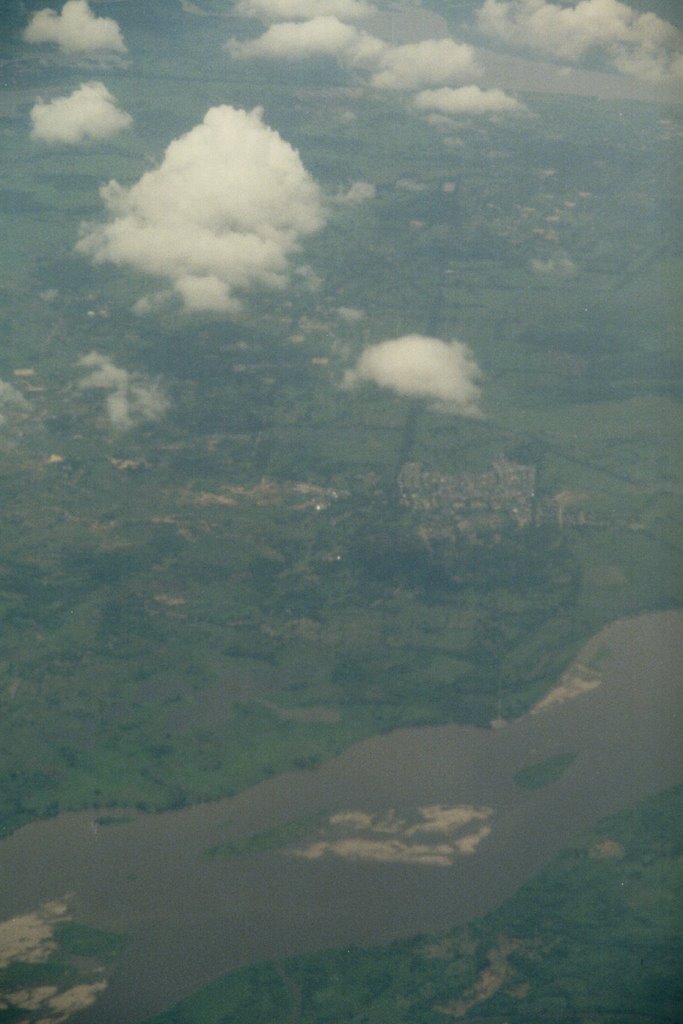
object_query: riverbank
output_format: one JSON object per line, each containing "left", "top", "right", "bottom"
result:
{"left": 0, "top": 610, "right": 680, "bottom": 1023}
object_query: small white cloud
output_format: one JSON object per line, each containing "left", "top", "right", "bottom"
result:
{"left": 530, "top": 253, "right": 576, "bottom": 275}
{"left": 294, "top": 264, "right": 323, "bottom": 291}
{"left": 174, "top": 274, "right": 239, "bottom": 312}
{"left": 0, "top": 381, "right": 30, "bottom": 427}
{"left": 413, "top": 84, "right": 525, "bottom": 115}
{"left": 336, "top": 305, "right": 365, "bottom": 321}
{"left": 78, "top": 352, "right": 128, "bottom": 390}
{"left": 76, "top": 105, "right": 326, "bottom": 314}
{"left": 423, "top": 112, "right": 458, "bottom": 130}
{"left": 395, "top": 178, "right": 428, "bottom": 192}
{"left": 235, "top": 0, "right": 376, "bottom": 20}
{"left": 228, "top": 15, "right": 354, "bottom": 59}
{"left": 228, "top": 15, "right": 385, "bottom": 64}
{"left": 131, "top": 290, "right": 174, "bottom": 316}
{"left": 78, "top": 352, "right": 169, "bottom": 430}
{"left": 477, "top": 0, "right": 682, "bottom": 82}
{"left": 24, "top": 0, "right": 127, "bottom": 54}
{"left": 30, "top": 81, "right": 132, "bottom": 144}
{"left": 333, "top": 181, "right": 376, "bottom": 204}
{"left": 610, "top": 43, "right": 681, "bottom": 81}
{"left": 343, "top": 334, "right": 483, "bottom": 415}
{"left": 369, "top": 37, "right": 480, "bottom": 89}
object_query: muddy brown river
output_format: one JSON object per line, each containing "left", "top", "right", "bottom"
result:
{"left": 1, "top": 610, "right": 681, "bottom": 1022}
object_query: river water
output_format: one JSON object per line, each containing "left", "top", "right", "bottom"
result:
{"left": 1, "top": 610, "right": 681, "bottom": 1022}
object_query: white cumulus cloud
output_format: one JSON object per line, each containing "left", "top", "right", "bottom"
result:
{"left": 530, "top": 253, "right": 576, "bottom": 275}
{"left": 343, "top": 334, "right": 483, "bottom": 415}
{"left": 333, "top": 181, "right": 376, "bottom": 204}
{"left": 477, "top": 0, "right": 682, "bottom": 82}
{"left": 235, "top": 0, "right": 376, "bottom": 21}
{"left": 228, "top": 19, "right": 482, "bottom": 92}
{"left": 24, "top": 0, "right": 127, "bottom": 54}
{"left": 413, "top": 84, "right": 525, "bottom": 114}
{"left": 337, "top": 305, "right": 365, "bottom": 321}
{"left": 228, "top": 16, "right": 385, "bottom": 64}
{"left": 0, "top": 381, "right": 31, "bottom": 427}
{"left": 76, "top": 105, "right": 326, "bottom": 314}
{"left": 77, "top": 352, "right": 169, "bottom": 430}
{"left": 30, "top": 81, "right": 132, "bottom": 144}
{"left": 369, "top": 37, "right": 480, "bottom": 89}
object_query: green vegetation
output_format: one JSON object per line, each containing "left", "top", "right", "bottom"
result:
{"left": 0, "top": 1, "right": 681, "bottom": 848}
{"left": 0, "top": 961, "right": 67, "bottom": 991}
{"left": 206, "top": 812, "right": 329, "bottom": 859}
{"left": 514, "top": 752, "right": 578, "bottom": 790}
{"left": 143, "top": 784, "right": 683, "bottom": 1024}
{"left": 0, "top": 82, "right": 681, "bottom": 835}
{"left": 0, "top": 3, "right": 681, "bottom": 1023}
{"left": 142, "top": 963, "right": 292, "bottom": 1024}
{"left": 53, "top": 920, "right": 128, "bottom": 960}
{"left": 94, "top": 814, "right": 134, "bottom": 827}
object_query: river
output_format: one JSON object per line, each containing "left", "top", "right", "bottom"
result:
{"left": 0, "top": 610, "right": 681, "bottom": 1022}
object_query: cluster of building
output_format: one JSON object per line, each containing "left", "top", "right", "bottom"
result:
{"left": 185, "top": 459, "right": 600, "bottom": 550}
{"left": 397, "top": 458, "right": 537, "bottom": 542}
